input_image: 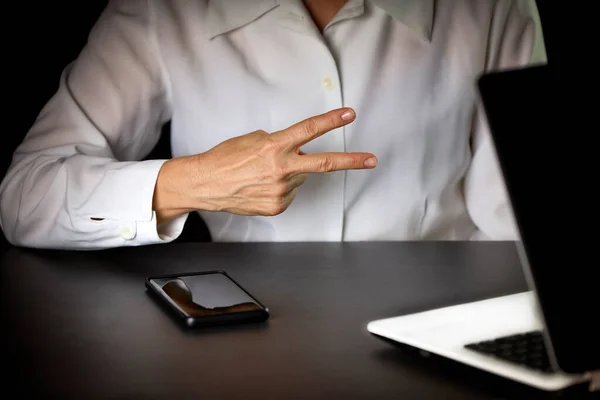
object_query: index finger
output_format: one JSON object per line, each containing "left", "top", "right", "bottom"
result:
{"left": 276, "top": 108, "right": 356, "bottom": 148}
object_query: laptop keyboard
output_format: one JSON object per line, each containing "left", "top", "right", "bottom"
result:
{"left": 464, "top": 331, "right": 554, "bottom": 373}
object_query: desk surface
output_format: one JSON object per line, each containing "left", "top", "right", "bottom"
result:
{"left": 0, "top": 242, "right": 589, "bottom": 399}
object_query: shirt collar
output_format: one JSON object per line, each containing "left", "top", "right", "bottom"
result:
{"left": 205, "top": 0, "right": 434, "bottom": 41}
{"left": 371, "top": 0, "right": 434, "bottom": 41}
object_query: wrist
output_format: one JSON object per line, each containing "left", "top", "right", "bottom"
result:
{"left": 153, "top": 157, "right": 196, "bottom": 223}
{"left": 153, "top": 155, "right": 225, "bottom": 223}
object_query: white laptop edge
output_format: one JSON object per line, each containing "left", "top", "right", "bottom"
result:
{"left": 366, "top": 291, "right": 591, "bottom": 391}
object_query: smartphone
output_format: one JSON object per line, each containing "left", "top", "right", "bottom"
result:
{"left": 145, "top": 271, "right": 269, "bottom": 328}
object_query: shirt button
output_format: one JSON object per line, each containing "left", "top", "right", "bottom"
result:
{"left": 120, "top": 226, "right": 135, "bottom": 240}
{"left": 322, "top": 76, "right": 335, "bottom": 91}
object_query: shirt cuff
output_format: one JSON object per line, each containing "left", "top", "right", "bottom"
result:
{"left": 136, "top": 211, "right": 189, "bottom": 243}
{"left": 73, "top": 159, "right": 189, "bottom": 247}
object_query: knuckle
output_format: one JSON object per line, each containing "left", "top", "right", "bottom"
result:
{"left": 349, "top": 154, "right": 363, "bottom": 167}
{"left": 272, "top": 182, "right": 289, "bottom": 197}
{"left": 327, "top": 114, "right": 338, "bottom": 129}
{"left": 302, "top": 118, "right": 320, "bottom": 138}
{"left": 270, "top": 161, "right": 290, "bottom": 180}
{"left": 249, "top": 129, "right": 268, "bottom": 138}
{"left": 259, "top": 134, "right": 282, "bottom": 155}
{"left": 317, "top": 157, "right": 335, "bottom": 172}
{"left": 264, "top": 202, "right": 287, "bottom": 216}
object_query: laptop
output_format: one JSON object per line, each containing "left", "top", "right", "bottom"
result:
{"left": 367, "top": 64, "right": 599, "bottom": 392}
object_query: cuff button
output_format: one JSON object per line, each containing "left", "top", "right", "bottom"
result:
{"left": 120, "top": 226, "right": 136, "bottom": 240}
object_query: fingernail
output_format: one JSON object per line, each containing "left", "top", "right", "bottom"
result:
{"left": 341, "top": 109, "right": 355, "bottom": 121}
{"left": 364, "top": 157, "right": 378, "bottom": 167}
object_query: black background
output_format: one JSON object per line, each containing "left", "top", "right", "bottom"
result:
{"left": 1, "top": 1, "right": 560, "bottom": 252}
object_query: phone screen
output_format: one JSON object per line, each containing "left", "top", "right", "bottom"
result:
{"left": 147, "top": 271, "right": 268, "bottom": 327}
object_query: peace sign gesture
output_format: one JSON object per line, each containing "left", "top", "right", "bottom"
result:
{"left": 153, "top": 108, "right": 377, "bottom": 221}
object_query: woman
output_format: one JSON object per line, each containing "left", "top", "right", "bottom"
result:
{"left": 0, "top": 0, "right": 546, "bottom": 249}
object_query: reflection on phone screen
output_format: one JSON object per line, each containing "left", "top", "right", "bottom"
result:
{"left": 152, "top": 274, "right": 262, "bottom": 317}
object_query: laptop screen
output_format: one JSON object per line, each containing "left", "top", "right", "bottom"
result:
{"left": 477, "top": 65, "right": 599, "bottom": 374}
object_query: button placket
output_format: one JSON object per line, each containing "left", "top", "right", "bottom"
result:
{"left": 320, "top": 56, "right": 346, "bottom": 241}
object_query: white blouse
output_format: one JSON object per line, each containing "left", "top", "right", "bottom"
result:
{"left": 0, "top": 0, "right": 547, "bottom": 249}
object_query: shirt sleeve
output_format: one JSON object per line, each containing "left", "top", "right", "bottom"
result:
{"left": 0, "top": 0, "right": 188, "bottom": 250}
{"left": 464, "top": 0, "right": 548, "bottom": 240}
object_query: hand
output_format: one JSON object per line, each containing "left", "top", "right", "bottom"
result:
{"left": 153, "top": 108, "right": 377, "bottom": 222}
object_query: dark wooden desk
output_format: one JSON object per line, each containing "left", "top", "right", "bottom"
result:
{"left": 0, "top": 242, "right": 590, "bottom": 399}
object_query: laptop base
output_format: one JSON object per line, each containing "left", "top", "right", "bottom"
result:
{"left": 367, "top": 292, "right": 587, "bottom": 391}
